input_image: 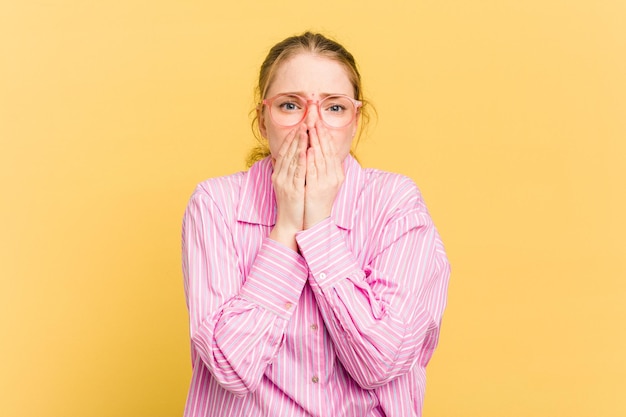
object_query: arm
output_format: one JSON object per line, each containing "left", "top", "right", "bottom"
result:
{"left": 182, "top": 189, "right": 308, "bottom": 396}
{"left": 295, "top": 178, "right": 450, "bottom": 389}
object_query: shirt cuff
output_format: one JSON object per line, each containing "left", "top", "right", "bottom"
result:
{"left": 240, "top": 237, "right": 309, "bottom": 319}
{"left": 296, "top": 218, "right": 364, "bottom": 291}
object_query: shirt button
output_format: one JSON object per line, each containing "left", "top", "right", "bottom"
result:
{"left": 319, "top": 272, "right": 327, "bottom": 279}
{"left": 285, "top": 302, "right": 293, "bottom": 310}
{"left": 310, "top": 324, "right": 318, "bottom": 331}
{"left": 311, "top": 376, "right": 319, "bottom": 384}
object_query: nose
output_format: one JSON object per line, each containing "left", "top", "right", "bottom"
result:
{"left": 303, "top": 100, "right": 321, "bottom": 129}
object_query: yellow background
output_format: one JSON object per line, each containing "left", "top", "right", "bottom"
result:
{"left": 1, "top": 1, "right": 625, "bottom": 416}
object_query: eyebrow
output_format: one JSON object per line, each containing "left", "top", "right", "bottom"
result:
{"left": 280, "top": 92, "right": 347, "bottom": 98}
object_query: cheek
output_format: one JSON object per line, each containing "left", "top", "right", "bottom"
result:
{"left": 337, "top": 128, "right": 354, "bottom": 153}
{"left": 266, "top": 124, "right": 293, "bottom": 157}
{"left": 333, "top": 129, "right": 355, "bottom": 158}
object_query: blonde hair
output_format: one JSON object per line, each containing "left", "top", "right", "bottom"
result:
{"left": 247, "top": 32, "right": 372, "bottom": 167}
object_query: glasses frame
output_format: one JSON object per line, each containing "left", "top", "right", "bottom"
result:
{"left": 261, "top": 93, "right": 362, "bottom": 129}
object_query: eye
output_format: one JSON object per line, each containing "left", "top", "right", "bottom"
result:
{"left": 323, "top": 97, "right": 350, "bottom": 113}
{"left": 280, "top": 102, "right": 299, "bottom": 111}
{"left": 275, "top": 95, "right": 303, "bottom": 112}
{"left": 328, "top": 104, "right": 346, "bottom": 112}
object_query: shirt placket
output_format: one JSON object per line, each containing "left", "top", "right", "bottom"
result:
{"left": 301, "top": 281, "right": 328, "bottom": 417}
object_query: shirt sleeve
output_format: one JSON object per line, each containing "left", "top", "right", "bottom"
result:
{"left": 182, "top": 188, "right": 308, "bottom": 396}
{"left": 295, "top": 179, "right": 450, "bottom": 390}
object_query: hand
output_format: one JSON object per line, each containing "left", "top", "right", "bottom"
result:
{"left": 269, "top": 126, "right": 308, "bottom": 250}
{"left": 303, "top": 121, "right": 345, "bottom": 229}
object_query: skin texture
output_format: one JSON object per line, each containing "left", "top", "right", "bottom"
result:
{"left": 258, "top": 53, "right": 359, "bottom": 251}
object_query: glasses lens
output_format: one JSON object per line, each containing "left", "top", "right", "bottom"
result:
{"left": 319, "top": 96, "right": 356, "bottom": 128}
{"left": 270, "top": 95, "right": 307, "bottom": 127}
{"left": 268, "top": 94, "right": 357, "bottom": 128}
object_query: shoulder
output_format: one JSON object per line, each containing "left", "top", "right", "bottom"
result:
{"left": 352, "top": 166, "right": 436, "bottom": 238}
{"left": 185, "top": 170, "right": 247, "bottom": 223}
{"left": 185, "top": 157, "right": 273, "bottom": 222}
{"left": 350, "top": 167, "right": 436, "bottom": 252}
{"left": 193, "top": 171, "right": 246, "bottom": 204}
{"left": 360, "top": 167, "right": 426, "bottom": 212}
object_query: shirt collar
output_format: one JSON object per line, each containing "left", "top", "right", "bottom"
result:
{"left": 237, "top": 154, "right": 363, "bottom": 230}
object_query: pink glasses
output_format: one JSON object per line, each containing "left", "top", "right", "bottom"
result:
{"left": 262, "top": 93, "right": 362, "bottom": 129}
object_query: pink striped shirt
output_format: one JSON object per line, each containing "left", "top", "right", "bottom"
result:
{"left": 182, "top": 155, "right": 450, "bottom": 417}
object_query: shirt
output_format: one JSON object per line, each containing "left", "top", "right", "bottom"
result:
{"left": 181, "top": 155, "right": 450, "bottom": 417}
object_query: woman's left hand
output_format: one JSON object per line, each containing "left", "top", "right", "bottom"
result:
{"left": 303, "top": 121, "right": 345, "bottom": 229}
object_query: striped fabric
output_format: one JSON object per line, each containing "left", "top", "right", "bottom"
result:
{"left": 182, "top": 155, "right": 450, "bottom": 417}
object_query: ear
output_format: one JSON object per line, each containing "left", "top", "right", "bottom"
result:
{"left": 257, "top": 105, "right": 268, "bottom": 138}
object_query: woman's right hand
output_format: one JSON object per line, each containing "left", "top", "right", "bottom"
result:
{"left": 269, "top": 125, "right": 308, "bottom": 251}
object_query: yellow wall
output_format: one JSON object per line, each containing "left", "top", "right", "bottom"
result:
{"left": 1, "top": 1, "right": 625, "bottom": 416}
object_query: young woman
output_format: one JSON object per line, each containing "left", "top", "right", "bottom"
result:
{"left": 182, "top": 32, "right": 450, "bottom": 417}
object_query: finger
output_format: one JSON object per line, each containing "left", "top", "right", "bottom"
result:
{"left": 315, "top": 120, "right": 333, "bottom": 159}
{"left": 279, "top": 127, "right": 304, "bottom": 180}
{"left": 325, "top": 130, "right": 342, "bottom": 173}
{"left": 296, "top": 125, "right": 308, "bottom": 158}
{"left": 308, "top": 125, "right": 327, "bottom": 175}
{"left": 318, "top": 121, "right": 344, "bottom": 176}
{"left": 274, "top": 127, "right": 299, "bottom": 174}
{"left": 308, "top": 122, "right": 320, "bottom": 150}
{"left": 293, "top": 127, "right": 307, "bottom": 184}
{"left": 287, "top": 126, "right": 306, "bottom": 173}
{"left": 316, "top": 121, "right": 340, "bottom": 178}
{"left": 305, "top": 145, "right": 317, "bottom": 185}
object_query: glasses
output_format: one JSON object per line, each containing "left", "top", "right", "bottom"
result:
{"left": 262, "top": 93, "right": 362, "bottom": 129}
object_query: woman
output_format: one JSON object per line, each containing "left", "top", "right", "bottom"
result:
{"left": 182, "top": 32, "right": 450, "bottom": 417}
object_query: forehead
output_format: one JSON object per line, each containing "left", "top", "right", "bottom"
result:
{"left": 266, "top": 53, "right": 354, "bottom": 98}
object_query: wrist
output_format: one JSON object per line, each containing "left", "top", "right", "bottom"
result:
{"left": 269, "top": 225, "right": 299, "bottom": 251}
{"left": 303, "top": 207, "right": 331, "bottom": 230}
